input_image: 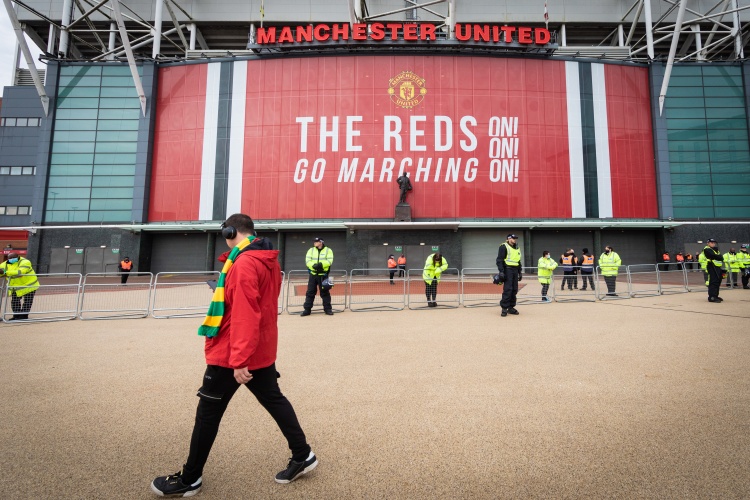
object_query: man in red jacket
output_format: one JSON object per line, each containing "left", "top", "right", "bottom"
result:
{"left": 151, "top": 213, "right": 316, "bottom": 497}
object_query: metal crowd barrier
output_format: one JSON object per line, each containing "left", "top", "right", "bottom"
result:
{"left": 407, "top": 268, "right": 460, "bottom": 310}
{"left": 552, "top": 268, "right": 597, "bottom": 302}
{"left": 461, "top": 268, "right": 504, "bottom": 308}
{"left": 516, "top": 267, "right": 560, "bottom": 305}
{"left": 595, "top": 266, "right": 629, "bottom": 300}
{"left": 279, "top": 271, "right": 285, "bottom": 315}
{"left": 628, "top": 264, "right": 659, "bottom": 298}
{"left": 79, "top": 272, "right": 153, "bottom": 320}
{"left": 151, "top": 271, "right": 220, "bottom": 319}
{"left": 724, "top": 268, "right": 741, "bottom": 289}
{"left": 348, "top": 268, "right": 406, "bottom": 312}
{"left": 0, "top": 273, "right": 83, "bottom": 324}
{"left": 285, "top": 270, "right": 347, "bottom": 315}
{"left": 656, "top": 263, "right": 689, "bottom": 295}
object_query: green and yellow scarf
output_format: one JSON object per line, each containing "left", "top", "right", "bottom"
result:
{"left": 198, "top": 235, "right": 255, "bottom": 338}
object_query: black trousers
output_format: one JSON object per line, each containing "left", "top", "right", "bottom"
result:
{"left": 580, "top": 273, "right": 595, "bottom": 290}
{"left": 182, "top": 364, "right": 311, "bottom": 483}
{"left": 603, "top": 275, "right": 617, "bottom": 294}
{"left": 425, "top": 280, "right": 438, "bottom": 301}
{"left": 389, "top": 270, "right": 396, "bottom": 284}
{"left": 561, "top": 271, "right": 577, "bottom": 289}
{"left": 707, "top": 265, "right": 722, "bottom": 298}
{"left": 398, "top": 265, "right": 406, "bottom": 277}
{"left": 500, "top": 266, "right": 519, "bottom": 309}
{"left": 541, "top": 283, "right": 549, "bottom": 297}
{"left": 743, "top": 270, "right": 750, "bottom": 288}
{"left": 120, "top": 270, "right": 130, "bottom": 284}
{"left": 303, "top": 274, "right": 331, "bottom": 312}
{"left": 10, "top": 290, "right": 35, "bottom": 320}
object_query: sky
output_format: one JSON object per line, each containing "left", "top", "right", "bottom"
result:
{"left": 0, "top": 6, "right": 44, "bottom": 97}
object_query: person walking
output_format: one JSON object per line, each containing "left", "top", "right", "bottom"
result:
{"left": 0, "top": 252, "right": 39, "bottom": 321}
{"left": 387, "top": 254, "right": 397, "bottom": 285}
{"left": 422, "top": 252, "right": 448, "bottom": 307}
{"left": 497, "top": 234, "right": 523, "bottom": 316}
{"left": 118, "top": 256, "right": 133, "bottom": 284}
{"left": 559, "top": 249, "right": 577, "bottom": 290}
{"left": 397, "top": 254, "right": 407, "bottom": 277}
{"left": 723, "top": 247, "right": 739, "bottom": 288}
{"left": 704, "top": 238, "right": 724, "bottom": 302}
{"left": 579, "top": 248, "right": 595, "bottom": 291}
{"left": 537, "top": 250, "right": 558, "bottom": 302}
{"left": 599, "top": 245, "right": 622, "bottom": 297}
{"left": 738, "top": 244, "right": 750, "bottom": 289}
{"left": 302, "top": 237, "right": 334, "bottom": 316}
{"left": 150, "top": 214, "right": 317, "bottom": 497}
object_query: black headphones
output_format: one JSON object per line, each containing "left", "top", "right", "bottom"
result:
{"left": 220, "top": 221, "right": 237, "bottom": 240}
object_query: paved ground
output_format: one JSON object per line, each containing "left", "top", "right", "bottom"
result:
{"left": 1, "top": 289, "right": 749, "bottom": 499}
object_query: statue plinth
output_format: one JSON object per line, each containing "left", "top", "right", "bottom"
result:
{"left": 395, "top": 203, "right": 412, "bottom": 222}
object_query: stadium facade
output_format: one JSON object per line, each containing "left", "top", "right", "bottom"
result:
{"left": 0, "top": 0, "right": 749, "bottom": 274}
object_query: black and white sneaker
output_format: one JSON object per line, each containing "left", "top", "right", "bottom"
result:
{"left": 151, "top": 471, "right": 202, "bottom": 497}
{"left": 275, "top": 452, "right": 318, "bottom": 484}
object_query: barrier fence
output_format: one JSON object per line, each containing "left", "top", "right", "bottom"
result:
{"left": 1, "top": 263, "right": 747, "bottom": 325}
{"left": 407, "top": 268, "right": 460, "bottom": 310}
{"left": 656, "top": 263, "right": 690, "bottom": 295}
{"left": 349, "top": 268, "right": 406, "bottom": 312}
{"left": 285, "top": 270, "right": 347, "bottom": 315}
{"left": 552, "top": 268, "right": 598, "bottom": 303}
{"left": 461, "top": 268, "right": 504, "bottom": 308}
{"left": 152, "top": 272, "right": 220, "bottom": 319}
{"left": 79, "top": 272, "right": 153, "bottom": 320}
{"left": 0, "top": 273, "right": 82, "bottom": 323}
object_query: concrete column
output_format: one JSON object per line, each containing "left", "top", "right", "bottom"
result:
{"left": 206, "top": 233, "right": 216, "bottom": 271}
{"left": 152, "top": 0, "right": 164, "bottom": 58}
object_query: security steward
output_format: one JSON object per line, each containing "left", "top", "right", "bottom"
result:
{"left": 0, "top": 252, "right": 39, "bottom": 320}
{"left": 397, "top": 254, "right": 407, "bottom": 278}
{"left": 723, "top": 248, "right": 739, "bottom": 288}
{"left": 704, "top": 238, "right": 724, "bottom": 303}
{"left": 118, "top": 256, "right": 133, "bottom": 284}
{"left": 579, "top": 248, "right": 595, "bottom": 291}
{"left": 496, "top": 234, "right": 522, "bottom": 317}
{"left": 738, "top": 244, "right": 750, "bottom": 289}
{"left": 387, "top": 254, "right": 397, "bottom": 285}
{"left": 599, "top": 245, "right": 622, "bottom": 296}
{"left": 302, "top": 237, "right": 334, "bottom": 316}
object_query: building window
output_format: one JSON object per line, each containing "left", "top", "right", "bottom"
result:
{"left": 0, "top": 206, "right": 32, "bottom": 216}
{"left": 0, "top": 117, "right": 40, "bottom": 127}
{"left": 0, "top": 166, "right": 36, "bottom": 175}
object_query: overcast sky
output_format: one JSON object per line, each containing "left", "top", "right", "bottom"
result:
{"left": 0, "top": 7, "right": 44, "bottom": 97}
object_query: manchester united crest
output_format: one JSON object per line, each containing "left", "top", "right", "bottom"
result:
{"left": 388, "top": 71, "right": 427, "bottom": 109}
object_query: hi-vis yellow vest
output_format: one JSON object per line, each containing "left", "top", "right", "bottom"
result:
{"left": 503, "top": 243, "right": 521, "bottom": 267}
{"left": 0, "top": 257, "right": 39, "bottom": 297}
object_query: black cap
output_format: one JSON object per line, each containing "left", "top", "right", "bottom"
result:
{"left": 313, "top": 237, "right": 323, "bottom": 243}
{"left": 707, "top": 238, "right": 717, "bottom": 243}
{"left": 506, "top": 234, "right": 518, "bottom": 239}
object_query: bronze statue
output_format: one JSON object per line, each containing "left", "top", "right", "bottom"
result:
{"left": 396, "top": 173, "right": 412, "bottom": 204}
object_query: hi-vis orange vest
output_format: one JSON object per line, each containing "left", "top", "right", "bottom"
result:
{"left": 581, "top": 254, "right": 594, "bottom": 271}
{"left": 676, "top": 254, "right": 684, "bottom": 262}
{"left": 562, "top": 255, "right": 574, "bottom": 271}
{"left": 120, "top": 260, "right": 133, "bottom": 270}
{"left": 662, "top": 253, "right": 670, "bottom": 262}
{"left": 387, "top": 258, "right": 397, "bottom": 269}
{"left": 397, "top": 256, "right": 406, "bottom": 265}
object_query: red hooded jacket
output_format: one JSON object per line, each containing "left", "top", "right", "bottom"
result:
{"left": 204, "top": 245, "right": 281, "bottom": 370}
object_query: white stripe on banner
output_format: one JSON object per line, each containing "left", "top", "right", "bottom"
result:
{"left": 226, "top": 61, "right": 247, "bottom": 218}
{"left": 199, "top": 63, "right": 221, "bottom": 221}
{"left": 565, "top": 61, "right": 586, "bottom": 218}
{"left": 591, "top": 64, "right": 613, "bottom": 218}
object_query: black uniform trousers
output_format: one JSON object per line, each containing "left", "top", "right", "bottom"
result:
{"left": 561, "top": 270, "right": 577, "bottom": 289}
{"left": 182, "top": 364, "right": 311, "bottom": 484}
{"left": 580, "top": 272, "right": 595, "bottom": 290}
{"left": 303, "top": 274, "right": 331, "bottom": 312}
{"left": 707, "top": 265, "right": 722, "bottom": 299}
{"left": 500, "top": 266, "right": 520, "bottom": 309}
{"left": 10, "top": 290, "right": 35, "bottom": 320}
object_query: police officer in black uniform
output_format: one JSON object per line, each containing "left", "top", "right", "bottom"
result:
{"left": 704, "top": 238, "right": 724, "bottom": 303}
{"left": 496, "top": 234, "right": 523, "bottom": 317}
